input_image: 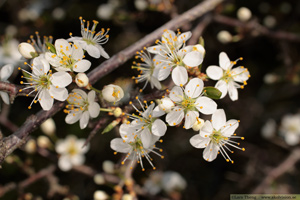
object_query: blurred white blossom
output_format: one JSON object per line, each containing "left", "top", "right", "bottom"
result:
{"left": 261, "top": 119, "right": 276, "bottom": 139}
{"left": 0, "top": 64, "right": 14, "bottom": 105}
{"left": 217, "top": 30, "right": 233, "bottom": 44}
{"left": 237, "top": 7, "right": 252, "bottom": 22}
{"left": 40, "top": 118, "right": 56, "bottom": 136}
{"left": 279, "top": 114, "right": 300, "bottom": 146}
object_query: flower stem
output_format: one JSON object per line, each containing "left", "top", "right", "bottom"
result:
{"left": 100, "top": 108, "right": 113, "bottom": 112}
{"left": 90, "top": 86, "right": 102, "bottom": 94}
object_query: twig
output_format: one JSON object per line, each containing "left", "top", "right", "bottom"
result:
{"left": 0, "top": 81, "right": 32, "bottom": 102}
{"left": 251, "top": 148, "right": 300, "bottom": 194}
{"left": 0, "top": 0, "right": 224, "bottom": 164}
{"left": 213, "top": 14, "right": 300, "bottom": 42}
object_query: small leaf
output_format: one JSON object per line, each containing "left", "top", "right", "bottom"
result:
{"left": 46, "top": 42, "right": 56, "bottom": 54}
{"left": 203, "top": 87, "right": 222, "bottom": 99}
{"left": 198, "top": 36, "right": 205, "bottom": 48}
{"left": 102, "top": 120, "right": 120, "bottom": 134}
{"left": 30, "top": 52, "right": 39, "bottom": 58}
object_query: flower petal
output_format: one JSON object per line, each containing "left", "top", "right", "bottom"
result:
{"left": 71, "top": 43, "right": 84, "bottom": 60}
{"left": 51, "top": 72, "right": 72, "bottom": 87}
{"left": 184, "top": 111, "right": 199, "bottom": 129}
{"left": 203, "top": 143, "right": 219, "bottom": 162}
{"left": 55, "top": 39, "right": 71, "bottom": 57}
{"left": 79, "top": 111, "right": 90, "bottom": 129}
{"left": 97, "top": 45, "right": 110, "bottom": 59}
{"left": 0, "top": 64, "right": 14, "bottom": 81}
{"left": 171, "top": 66, "right": 188, "bottom": 86}
{"left": 206, "top": 66, "right": 223, "bottom": 80}
{"left": 169, "top": 86, "right": 183, "bottom": 102}
{"left": 199, "top": 121, "right": 213, "bottom": 138}
{"left": 184, "top": 78, "right": 204, "bottom": 98}
{"left": 110, "top": 138, "right": 131, "bottom": 153}
{"left": 38, "top": 89, "right": 53, "bottom": 110}
{"left": 140, "top": 128, "right": 152, "bottom": 149}
{"left": 88, "top": 102, "right": 100, "bottom": 118}
{"left": 150, "top": 76, "right": 161, "bottom": 90}
{"left": 86, "top": 44, "right": 100, "bottom": 58}
{"left": 183, "top": 51, "right": 203, "bottom": 67}
{"left": 215, "top": 80, "right": 228, "bottom": 99}
{"left": 49, "top": 86, "right": 68, "bottom": 101}
{"left": 231, "top": 67, "right": 250, "bottom": 83}
{"left": 166, "top": 108, "right": 184, "bottom": 126}
{"left": 195, "top": 96, "right": 217, "bottom": 115}
{"left": 212, "top": 109, "right": 226, "bottom": 131}
{"left": 45, "top": 52, "right": 61, "bottom": 67}
{"left": 73, "top": 60, "right": 91, "bottom": 73}
{"left": 70, "top": 154, "right": 85, "bottom": 166}
{"left": 219, "top": 52, "right": 231, "bottom": 70}
{"left": 152, "top": 119, "right": 167, "bottom": 137}
{"left": 0, "top": 92, "right": 9, "bottom": 104}
{"left": 58, "top": 155, "right": 72, "bottom": 171}
{"left": 228, "top": 81, "right": 238, "bottom": 101}
{"left": 65, "top": 112, "right": 82, "bottom": 124}
{"left": 221, "top": 119, "right": 239, "bottom": 137}
{"left": 190, "top": 134, "right": 210, "bottom": 149}
{"left": 157, "top": 65, "right": 172, "bottom": 81}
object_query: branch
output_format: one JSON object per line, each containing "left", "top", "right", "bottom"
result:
{"left": 0, "top": 0, "right": 224, "bottom": 164}
{"left": 251, "top": 148, "right": 300, "bottom": 193}
{"left": 213, "top": 14, "right": 300, "bottom": 42}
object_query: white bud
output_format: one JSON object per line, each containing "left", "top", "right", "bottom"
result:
{"left": 264, "top": 73, "right": 278, "bottom": 84}
{"left": 113, "top": 107, "right": 122, "bottom": 117}
{"left": 192, "top": 118, "right": 205, "bottom": 131}
{"left": 217, "top": 30, "right": 233, "bottom": 44}
{"left": 261, "top": 119, "right": 276, "bottom": 139}
{"left": 75, "top": 73, "right": 89, "bottom": 87}
{"left": 18, "top": 42, "right": 37, "bottom": 59}
{"left": 94, "top": 174, "right": 105, "bottom": 185}
{"left": 263, "top": 15, "right": 276, "bottom": 28}
{"left": 37, "top": 136, "right": 51, "bottom": 149}
{"left": 97, "top": 4, "right": 114, "bottom": 20}
{"left": 134, "top": 0, "right": 148, "bottom": 11}
{"left": 25, "top": 139, "right": 37, "bottom": 154}
{"left": 102, "top": 160, "right": 115, "bottom": 174}
{"left": 40, "top": 118, "right": 56, "bottom": 136}
{"left": 237, "top": 7, "right": 252, "bottom": 22}
{"left": 158, "top": 97, "right": 174, "bottom": 113}
{"left": 94, "top": 190, "right": 109, "bottom": 200}
{"left": 102, "top": 84, "right": 124, "bottom": 103}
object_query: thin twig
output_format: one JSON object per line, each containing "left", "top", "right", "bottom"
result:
{"left": 0, "top": 0, "right": 224, "bottom": 164}
{"left": 251, "top": 148, "right": 300, "bottom": 194}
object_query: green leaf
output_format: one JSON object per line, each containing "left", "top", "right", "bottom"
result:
{"left": 102, "top": 120, "right": 120, "bottom": 134}
{"left": 203, "top": 87, "right": 222, "bottom": 99}
{"left": 46, "top": 42, "right": 56, "bottom": 54}
{"left": 30, "top": 52, "right": 39, "bottom": 58}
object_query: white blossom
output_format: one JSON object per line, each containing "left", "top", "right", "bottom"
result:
{"left": 166, "top": 78, "right": 217, "bottom": 129}
{"left": 190, "top": 109, "right": 244, "bottom": 162}
{"left": 18, "top": 42, "right": 37, "bottom": 59}
{"left": 261, "top": 119, "right": 276, "bottom": 139}
{"left": 0, "top": 64, "right": 14, "bottom": 105}
{"left": 64, "top": 89, "right": 100, "bottom": 129}
{"left": 102, "top": 84, "right": 124, "bottom": 103}
{"left": 206, "top": 52, "right": 250, "bottom": 101}
{"left": 55, "top": 135, "right": 89, "bottom": 171}
{"left": 0, "top": 38, "right": 21, "bottom": 66}
{"left": 19, "top": 57, "right": 72, "bottom": 110}
{"left": 45, "top": 39, "right": 91, "bottom": 72}
{"left": 68, "top": 17, "right": 110, "bottom": 59}
{"left": 279, "top": 114, "right": 300, "bottom": 146}
{"left": 40, "top": 118, "right": 56, "bottom": 136}
{"left": 237, "top": 7, "right": 252, "bottom": 22}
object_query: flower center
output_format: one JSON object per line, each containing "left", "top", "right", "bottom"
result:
{"left": 210, "top": 130, "right": 227, "bottom": 144}
{"left": 179, "top": 96, "right": 196, "bottom": 112}
{"left": 38, "top": 75, "right": 51, "bottom": 89}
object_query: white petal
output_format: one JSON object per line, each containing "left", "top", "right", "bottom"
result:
{"left": 195, "top": 96, "right": 217, "bottom": 115}
{"left": 215, "top": 80, "right": 228, "bottom": 99}
{"left": 38, "top": 89, "right": 53, "bottom": 111}
{"left": 65, "top": 112, "right": 82, "bottom": 124}
{"left": 150, "top": 76, "right": 161, "bottom": 90}
{"left": 142, "top": 103, "right": 155, "bottom": 119}
{"left": 79, "top": 111, "right": 90, "bottom": 129}
{"left": 0, "top": 92, "right": 9, "bottom": 104}
{"left": 228, "top": 81, "right": 238, "bottom": 101}
{"left": 58, "top": 155, "right": 73, "bottom": 171}
{"left": 51, "top": 72, "right": 72, "bottom": 87}
{"left": 86, "top": 44, "right": 100, "bottom": 58}
{"left": 88, "top": 102, "right": 100, "bottom": 118}
{"left": 183, "top": 51, "right": 203, "bottom": 67}
{"left": 219, "top": 52, "right": 231, "bottom": 70}
{"left": 70, "top": 154, "right": 85, "bottom": 166}
{"left": 212, "top": 109, "right": 226, "bottom": 131}
{"left": 71, "top": 43, "right": 84, "bottom": 60}
{"left": 285, "top": 132, "right": 300, "bottom": 146}
{"left": 88, "top": 90, "right": 96, "bottom": 103}
{"left": 169, "top": 86, "right": 183, "bottom": 102}
{"left": 157, "top": 65, "right": 172, "bottom": 81}
{"left": 184, "top": 78, "right": 204, "bottom": 98}
{"left": 152, "top": 105, "right": 165, "bottom": 118}
{"left": 199, "top": 121, "right": 213, "bottom": 138}
{"left": 97, "top": 45, "right": 110, "bottom": 59}
{"left": 184, "top": 111, "right": 199, "bottom": 129}
{"left": 203, "top": 143, "right": 219, "bottom": 162}
{"left": 147, "top": 45, "right": 162, "bottom": 54}
{"left": 0, "top": 64, "right": 14, "bottom": 80}
{"left": 206, "top": 66, "right": 223, "bottom": 80}
{"left": 110, "top": 138, "right": 131, "bottom": 153}
{"left": 190, "top": 135, "right": 210, "bottom": 149}
{"left": 231, "top": 67, "right": 250, "bottom": 83}
{"left": 221, "top": 119, "right": 239, "bottom": 137}
{"left": 55, "top": 140, "right": 67, "bottom": 154}
{"left": 55, "top": 39, "right": 71, "bottom": 57}
{"left": 73, "top": 60, "right": 91, "bottom": 73}
{"left": 166, "top": 108, "right": 184, "bottom": 126}
{"left": 177, "top": 31, "right": 192, "bottom": 46}
{"left": 171, "top": 66, "right": 188, "bottom": 86}
{"left": 140, "top": 128, "right": 152, "bottom": 149}
{"left": 49, "top": 86, "right": 68, "bottom": 101}
{"left": 45, "top": 52, "right": 61, "bottom": 67}
{"left": 152, "top": 119, "right": 167, "bottom": 136}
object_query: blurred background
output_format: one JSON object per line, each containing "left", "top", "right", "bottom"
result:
{"left": 0, "top": 0, "right": 300, "bottom": 199}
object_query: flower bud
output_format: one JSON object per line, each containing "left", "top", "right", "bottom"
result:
{"left": 40, "top": 118, "right": 56, "bottom": 136}
{"left": 18, "top": 42, "right": 37, "bottom": 59}
{"left": 237, "top": 7, "right": 252, "bottom": 22}
{"left": 94, "top": 190, "right": 109, "bottom": 200}
{"left": 158, "top": 97, "right": 174, "bottom": 113}
{"left": 192, "top": 118, "right": 205, "bottom": 131}
{"left": 217, "top": 30, "right": 233, "bottom": 44}
{"left": 113, "top": 107, "right": 122, "bottom": 117}
{"left": 122, "top": 194, "right": 134, "bottom": 200}
{"left": 75, "top": 72, "right": 89, "bottom": 87}
{"left": 94, "top": 174, "right": 105, "bottom": 185}
{"left": 102, "top": 84, "right": 124, "bottom": 103}
{"left": 25, "top": 139, "right": 37, "bottom": 154}
{"left": 37, "top": 136, "right": 51, "bottom": 149}
{"left": 103, "top": 160, "right": 115, "bottom": 174}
